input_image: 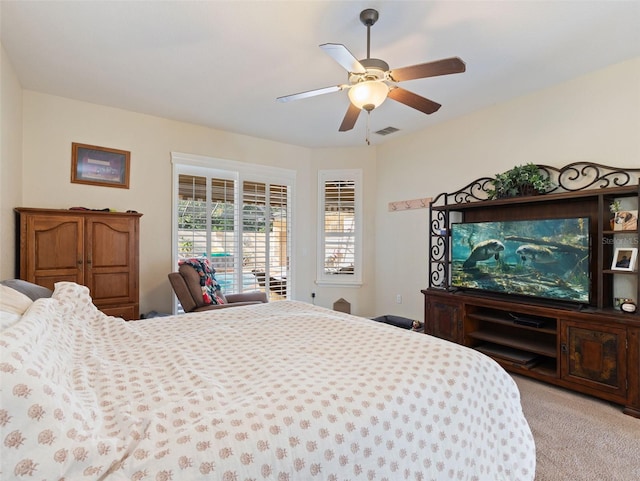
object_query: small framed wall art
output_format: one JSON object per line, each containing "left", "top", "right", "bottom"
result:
{"left": 613, "top": 210, "right": 638, "bottom": 231}
{"left": 71, "top": 142, "right": 130, "bottom": 189}
{"left": 611, "top": 247, "right": 637, "bottom": 272}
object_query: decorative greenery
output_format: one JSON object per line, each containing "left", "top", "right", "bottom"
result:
{"left": 609, "top": 200, "right": 621, "bottom": 214}
{"left": 487, "top": 163, "right": 554, "bottom": 200}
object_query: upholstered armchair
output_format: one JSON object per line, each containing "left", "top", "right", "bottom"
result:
{"left": 168, "top": 264, "right": 267, "bottom": 313}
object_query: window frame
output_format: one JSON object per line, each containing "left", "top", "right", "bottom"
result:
{"left": 316, "top": 168, "right": 363, "bottom": 286}
{"left": 171, "top": 152, "right": 296, "bottom": 311}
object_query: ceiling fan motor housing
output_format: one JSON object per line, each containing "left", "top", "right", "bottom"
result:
{"left": 348, "top": 58, "right": 390, "bottom": 84}
{"left": 360, "top": 8, "right": 379, "bottom": 27}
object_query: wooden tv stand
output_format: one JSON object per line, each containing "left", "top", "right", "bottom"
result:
{"left": 424, "top": 163, "right": 640, "bottom": 417}
{"left": 422, "top": 288, "right": 640, "bottom": 417}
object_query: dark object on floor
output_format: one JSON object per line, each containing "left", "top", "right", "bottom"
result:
{"left": 372, "top": 314, "right": 422, "bottom": 331}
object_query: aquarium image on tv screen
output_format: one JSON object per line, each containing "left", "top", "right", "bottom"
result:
{"left": 450, "top": 217, "right": 590, "bottom": 304}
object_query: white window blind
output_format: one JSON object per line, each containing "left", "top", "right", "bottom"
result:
{"left": 177, "top": 174, "right": 239, "bottom": 292}
{"left": 173, "top": 154, "right": 294, "bottom": 310}
{"left": 317, "top": 169, "right": 362, "bottom": 285}
{"left": 242, "top": 181, "right": 289, "bottom": 298}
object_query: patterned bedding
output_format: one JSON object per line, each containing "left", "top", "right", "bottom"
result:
{"left": 1, "top": 282, "right": 535, "bottom": 480}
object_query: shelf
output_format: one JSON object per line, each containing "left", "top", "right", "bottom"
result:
{"left": 468, "top": 330, "right": 557, "bottom": 358}
{"left": 431, "top": 184, "right": 639, "bottom": 212}
{"left": 528, "top": 359, "right": 558, "bottom": 377}
{"left": 491, "top": 356, "right": 557, "bottom": 377}
{"left": 604, "top": 230, "right": 638, "bottom": 235}
{"left": 475, "top": 343, "right": 541, "bottom": 366}
{"left": 467, "top": 312, "right": 557, "bottom": 335}
{"left": 603, "top": 269, "right": 638, "bottom": 275}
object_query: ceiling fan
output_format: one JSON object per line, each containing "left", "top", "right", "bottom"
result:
{"left": 277, "top": 8, "right": 466, "bottom": 133}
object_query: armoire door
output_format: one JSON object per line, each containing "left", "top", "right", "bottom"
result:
{"left": 85, "top": 215, "right": 138, "bottom": 308}
{"left": 21, "top": 214, "right": 84, "bottom": 289}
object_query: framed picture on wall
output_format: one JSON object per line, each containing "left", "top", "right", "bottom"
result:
{"left": 611, "top": 248, "right": 637, "bottom": 272}
{"left": 71, "top": 142, "right": 130, "bottom": 189}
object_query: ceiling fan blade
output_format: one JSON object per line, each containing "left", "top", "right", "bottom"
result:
{"left": 389, "top": 57, "right": 466, "bottom": 82}
{"left": 277, "top": 85, "right": 344, "bottom": 103}
{"left": 388, "top": 87, "right": 441, "bottom": 114}
{"left": 320, "top": 43, "right": 366, "bottom": 73}
{"left": 339, "top": 103, "right": 362, "bottom": 132}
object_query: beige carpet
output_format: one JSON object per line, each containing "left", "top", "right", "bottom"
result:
{"left": 512, "top": 374, "right": 640, "bottom": 481}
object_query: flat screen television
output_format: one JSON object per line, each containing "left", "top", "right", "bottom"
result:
{"left": 450, "top": 217, "right": 591, "bottom": 305}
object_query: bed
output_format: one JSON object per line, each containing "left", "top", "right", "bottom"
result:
{"left": 1, "top": 282, "right": 535, "bottom": 480}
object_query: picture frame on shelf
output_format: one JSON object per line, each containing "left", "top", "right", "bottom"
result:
{"left": 71, "top": 142, "right": 130, "bottom": 189}
{"left": 613, "top": 209, "right": 638, "bottom": 231}
{"left": 611, "top": 247, "right": 638, "bottom": 271}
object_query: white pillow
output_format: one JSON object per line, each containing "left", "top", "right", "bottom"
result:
{"left": 0, "top": 285, "right": 34, "bottom": 330}
{"left": 0, "top": 309, "right": 22, "bottom": 330}
{"left": 0, "top": 284, "right": 33, "bottom": 314}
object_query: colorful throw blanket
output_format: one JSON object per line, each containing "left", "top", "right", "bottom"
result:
{"left": 179, "top": 257, "right": 225, "bottom": 305}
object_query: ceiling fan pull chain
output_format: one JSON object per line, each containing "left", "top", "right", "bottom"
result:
{"left": 365, "top": 111, "right": 371, "bottom": 145}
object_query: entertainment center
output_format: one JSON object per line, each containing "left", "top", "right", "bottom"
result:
{"left": 422, "top": 162, "right": 640, "bottom": 417}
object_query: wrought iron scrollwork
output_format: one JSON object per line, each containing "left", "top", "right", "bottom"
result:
{"left": 428, "top": 206, "right": 449, "bottom": 288}
{"left": 545, "top": 162, "right": 639, "bottom": 192}
{"left": 429, "top": 261, "right": 447, "bottom": 289}
{"left": 427, "top": 162, "right": 640, "bottom": 289}
{"left": 431, "top": 162, "right": 639, "bottom": 209}
{"left": 431, "top": 177, "right": 495, "bottom": 207}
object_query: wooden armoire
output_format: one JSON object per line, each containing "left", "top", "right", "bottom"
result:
{"left": 15, "top": 208, "right": 142, "bottom": 320}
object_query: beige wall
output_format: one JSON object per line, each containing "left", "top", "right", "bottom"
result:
{"left": 0, "top": 45, "right": 23, "bottom": 279}
{"left": 309, "top": 146, "right": 378, "bottom": 315}
{"left": 18, "top": 92, "right": 376, "bottom": 315}
{"left": 375, "top": 57, "right": 640, "bottom": 321}
{"left": 4, "top": 47, "right": 639, "bottom": 320}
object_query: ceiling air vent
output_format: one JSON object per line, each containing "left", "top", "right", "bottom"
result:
{"left": 375, "top": 126, "right": 399, "bottom": 136}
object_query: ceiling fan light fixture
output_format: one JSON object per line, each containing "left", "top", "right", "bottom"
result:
{"left": 348, "top": 80, "right": 389, "bottom": 111}
{"left": 277, "top": 8, "right": 465, "bottom": 133}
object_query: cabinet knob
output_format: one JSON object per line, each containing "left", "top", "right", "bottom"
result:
{"left": 561, "top": 343, "right": 568, "bottom": 353}
{"left": 77, "top": 260, "right": 83, "bottom": 266}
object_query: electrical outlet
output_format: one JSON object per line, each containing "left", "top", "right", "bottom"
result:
{"left": 396, "top": 294, "right": 402, "bottom": 304}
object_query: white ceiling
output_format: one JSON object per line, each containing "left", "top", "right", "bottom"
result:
{"left": 2, "top": 1, "right": 639, "bottom": 149}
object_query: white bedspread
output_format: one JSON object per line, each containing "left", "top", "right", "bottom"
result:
{"left": 1, "top": 282, "right": 535, "bottom": 480}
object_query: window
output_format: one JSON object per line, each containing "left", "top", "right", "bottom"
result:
{"left": 317, "top": 169, "right": 362, "bottom": 285}
{"left": 172, "top": 153, "right": 293, "bottom": 309}
{"left": 177, "top": 174, "right": 237, "bottom": 289}
{"left": 241, "top": 181, "right": 289, "bottom": 298}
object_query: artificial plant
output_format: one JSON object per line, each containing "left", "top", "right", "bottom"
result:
{"left": 487, "top": 163, "right": 554, "bottom": 200}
